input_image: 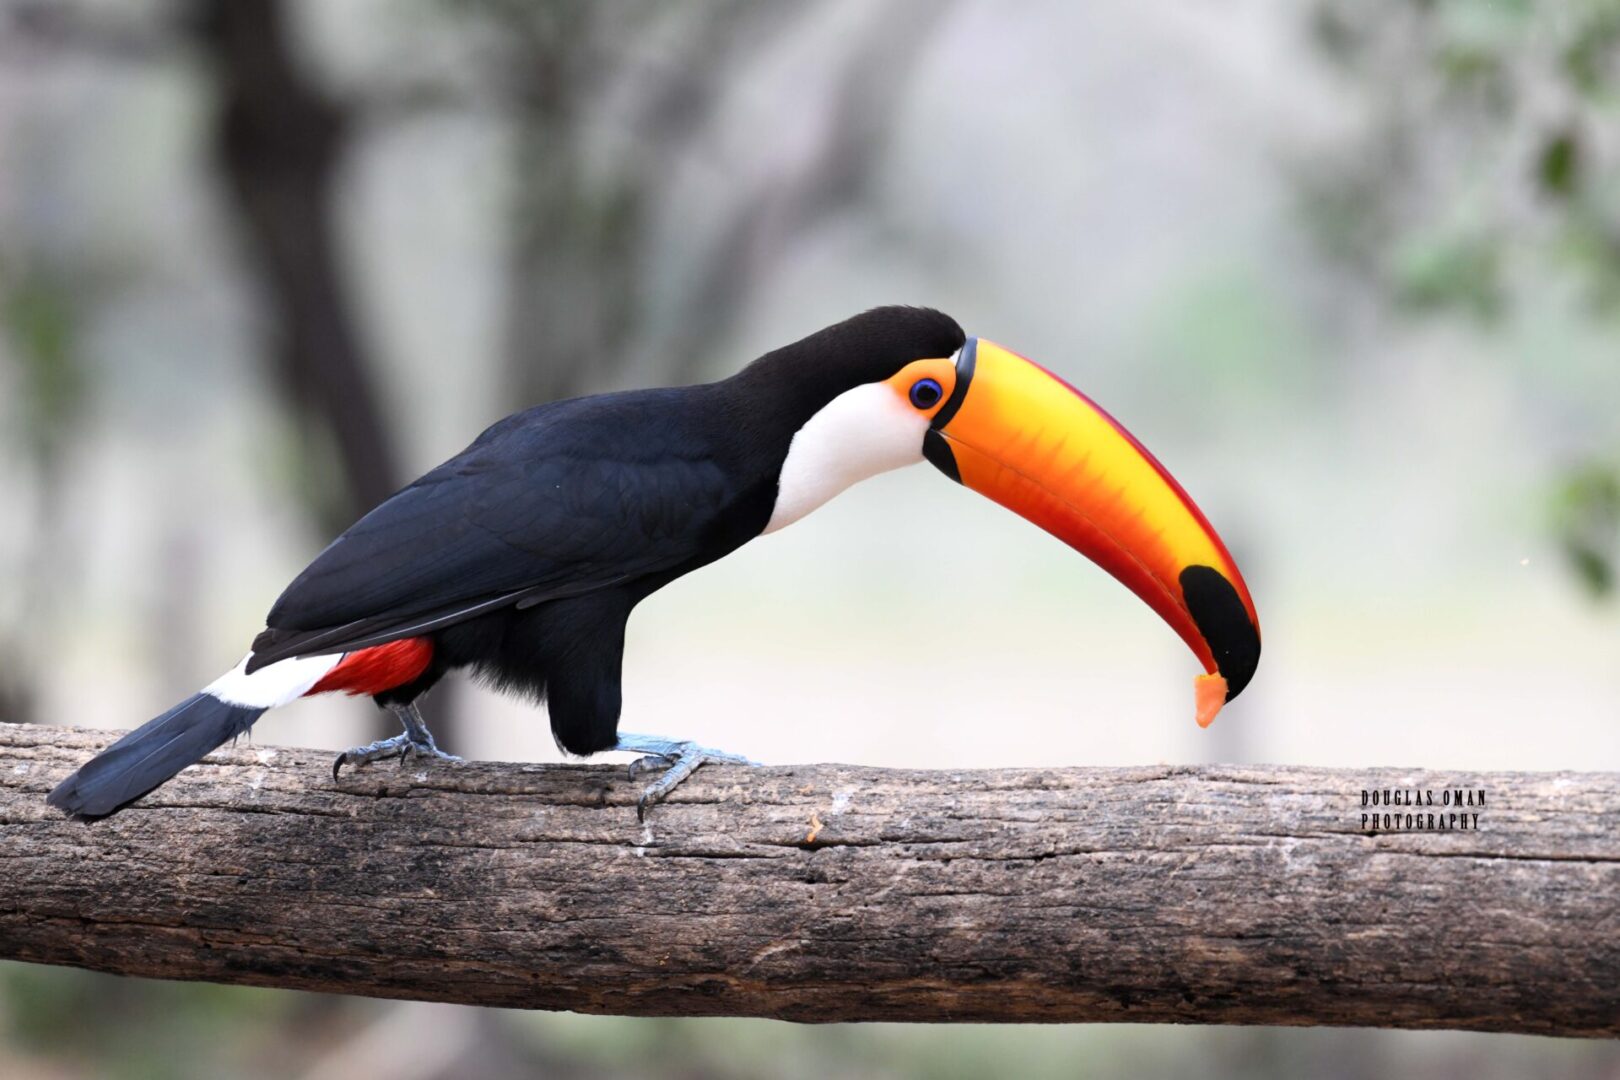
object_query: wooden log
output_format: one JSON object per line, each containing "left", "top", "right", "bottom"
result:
{"left": 0, "top": 722, "right": 1615, "bottom": 1035}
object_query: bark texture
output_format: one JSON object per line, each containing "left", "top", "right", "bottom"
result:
{"left": 1, "top": 723, "right": 1615, "bottom": 1035}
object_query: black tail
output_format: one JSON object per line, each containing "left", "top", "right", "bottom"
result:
{"left": 47, "top": 693, "right": 266, "bottom": 817}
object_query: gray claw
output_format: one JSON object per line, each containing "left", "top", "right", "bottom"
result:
{"left": 331, "top": 726, "right": 460, "bottom": 781}
{"left": 613, "top": 734, "right": 757, "bottom": 820}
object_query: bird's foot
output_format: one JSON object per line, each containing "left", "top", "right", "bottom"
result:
{"left": 331, "top": 732, "right": 461, "bottom": 781}
{"left": 613, "top": 733, "right": 757, "bottom": 820}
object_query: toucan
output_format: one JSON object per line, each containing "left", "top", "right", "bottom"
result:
{"left": 48, "top": 307, "right": 1260, "bottom": 819}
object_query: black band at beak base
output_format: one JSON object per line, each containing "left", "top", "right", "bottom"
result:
{"left": 930, "top": 337, "right": 977, "bottom": 431}
{"left": 923, "top": 337, "right": 977, "bottom": 483}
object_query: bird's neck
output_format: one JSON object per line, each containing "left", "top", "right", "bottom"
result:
{"left": 717, "top": 366, "right": 927, "bottom": 536}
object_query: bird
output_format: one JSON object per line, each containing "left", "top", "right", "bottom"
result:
{"left": 47, "top": 306, "right": 1260, "bottom": 820}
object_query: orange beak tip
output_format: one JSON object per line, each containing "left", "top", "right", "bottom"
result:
{"left": 1194, "top": 673, "right": 1228, "bottom": 729}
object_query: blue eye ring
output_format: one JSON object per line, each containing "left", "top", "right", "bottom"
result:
{"left": 909, "top": 377, "right": 944, "bottom": 410}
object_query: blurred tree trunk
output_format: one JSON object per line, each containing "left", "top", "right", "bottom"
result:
{"left": 192, "top": 0, "right": 451, "bottom": 743}
{"left": 493, "top": 3, "right": 769, "bottom": 405}
{"left": 492, "top": 2, "right": 950, "bottom": 406}
{"left": 192, "top": 0, "right": 400, "bottom": 535}
{"left": 0, "top": 271, "right": 84, "bottom": 726}
{"left": 653, "top": 0, "right": 951, "bottom": 389}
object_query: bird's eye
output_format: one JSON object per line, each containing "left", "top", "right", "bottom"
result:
{"left": 909, "top": 378, "right": 943, "bottom": 410}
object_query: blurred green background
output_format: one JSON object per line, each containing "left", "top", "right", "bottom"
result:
{"left": 2, "top": 0, "right": 1618, "bottom": 1077}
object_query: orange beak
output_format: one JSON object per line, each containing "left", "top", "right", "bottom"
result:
{"left": 924, "top": 338, "right": 1261, "bottom": 727}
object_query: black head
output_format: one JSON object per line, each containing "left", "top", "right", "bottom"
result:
{"left": 729, "top": 306, "right": 966, "bottom": 426}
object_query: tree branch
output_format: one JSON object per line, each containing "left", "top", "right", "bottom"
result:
{"left": 2, "top": 722, "right": 1615, "bottom": 1036}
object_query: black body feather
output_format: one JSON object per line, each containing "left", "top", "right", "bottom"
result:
{"left": 248, "top": 307, "right": 964, "bottom": 754}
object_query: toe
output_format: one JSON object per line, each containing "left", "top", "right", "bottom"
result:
{"left": 627, "top": 753, "right": 672, "bottom": 781}
{"left": 681, "top": 744, "right": 757, "bottom": 768}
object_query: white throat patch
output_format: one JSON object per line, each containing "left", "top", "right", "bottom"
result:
{"left": 763, "top": 381, "right": 929, "bottom": 534}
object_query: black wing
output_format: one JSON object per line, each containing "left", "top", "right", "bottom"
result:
{"left": 248, "top": 389, "right": 738, "bottom": 669}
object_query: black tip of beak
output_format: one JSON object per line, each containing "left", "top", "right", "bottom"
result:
{"left": 1179, "top": 566, "right": 1261, "bottom": 701}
